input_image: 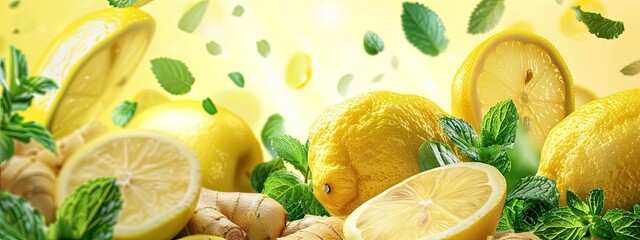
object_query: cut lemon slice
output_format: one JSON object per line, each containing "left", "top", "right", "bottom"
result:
{"left": 452, "top": 30, "right": 575, "bottom": 149}
{"left": 22, "top": 7, "right": 155, "bottom": 138}
{"left": 344, "top": 162, "right": 506, "bottom": 240}
{"left": 57, "top": 131, "right": 200, "bottom": 240}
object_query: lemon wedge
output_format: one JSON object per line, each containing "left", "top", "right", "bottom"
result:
{"left": 22, "top": 7, "right": 155, "bottom": 138}
{"left": 57, "top": 131, "right": 200, "bottom": 240}
{"left": 344, "top": 162, "right": 506, "bottom": 240}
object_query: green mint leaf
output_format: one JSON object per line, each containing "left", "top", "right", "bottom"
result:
{"left": 572, "top": 6, "right": 624, "bottom": 40}
{"left": 508, "top": 176, "right": 560, "bottom": 206}
{"left": 418, "top": 141, "right": 460, "bottom": 172}
{"left": 9, "top": 1, "right": 20, "bottom": 9}
{"left": 205, "top": 41, "right": 222, "bottom": 56}
{"left": 372, "top": 73, "right": 384, "bottom": 83}
{"left": 270, "top": 135, "right": 308, "bottom": 176}
{"left": 52, "top": 177, "right": 122, "bottom": 240}
{"left": 603, "top": 209, "right": 640, "bottom": 239}
{"left": 477, "top": 145, "right": 510, "bottom": 174}
{"left": 480, "top": 99, "right": 518, "bottom": 147}
{"left": 111, "top": 100, "right": 137, "bottom": 127}
{"left": 232, "top": 5, "right": 244, "bottom": 17}
{"left": 621, "top": 60, "right": 640, "bottom": 76}
{"left": 256, "top": 39, "right": 271, "bottom": 58}
{"left": 0, "top": 133, "right": 14, "bottom": 163}
{"left": 337, "top": 74, "right": 354, "bottom": 97}
{"left": 107, "top": 0, "right": 139, "bottom": 8}
{"left": 586, "top": 188, "right": 604, "bottom": 215}
{"left": 302, "top": 185, "right": 329, "bottom": 218}
{"left": 565, "top": 190, "right": 589, "bottom": 216}
{"left": 497, "top": 198, "right": 522, "bottom": 231}
{"left": 556, "top": 0, "right": 564, "bottom": 4}
{"left": 263, "top": 170, "right": 329, "bottom": 221}
{"left": 391, "top": 55, "right": 399, "bottom": 69}
{"left": 401, "top": 2, "right": 448, "bottom": 56}
{"left": 363, "top": 31, "right": 384, "bottom": 56}
{"left": 262, "top": 169, "right": 302, "bottom": 199}
{"left": 227, "top": 72, "right": 245, "bottom": 88}
{"left": 498, "top": 198, "right": 553, "bottom": 232}
{"left": 534, "top": 207, "right": 589, "bottom": 240}
{"left": 439, "top": 117, "right": 479, "bottom": 153}
{"left": 0, "top": 191, "right": 47, "bottom": 240}
{"left": 201, "top": 97, "right": 217, "bottom": 115}
{"left": 250, "top": 158, "right": 286, "bottom": 192}
{"left": 9, "top": 45, "right": 28, "bottom": 89}
{"left": 19, "top": 77, "right": 58, "bottom": 95}
{"left": 634, "top": 204, "right": 640, "bottom": 216}
{"left": 150, "top": 57, "right": 195, "bottom": 95}
{"left": 178, "top": 0, "right": 209, "bottom": 33}
{"left": 261, "top": 114, "right": 285, "bottom": 157}
{"left": 20, "top": 121, "right": 57, "bottom": 155}
{"left": 467, "top": 0, "right": 505, "bottom": 34}
{"left": 590, "top": 215, "right": 615, "bottom": 239}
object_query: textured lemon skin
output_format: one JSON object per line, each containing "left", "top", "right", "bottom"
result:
{"left": 537, "top": 88, "right": 640, "bottom": 211}
{"left": 127, "top": 101, "right": 263, "bottom": 192}
{"left": 308, "top": 91, "right": 464, "bottom": 216}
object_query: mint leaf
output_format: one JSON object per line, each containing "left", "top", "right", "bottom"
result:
{"left": 150, "top": 58, "right": 195, "bottom": 95}
{"left": 262, "top": 169, "right": 302, "bottom": 198}
{"left": 112, "top": 100, "right": 136, "bottom": 127}
{"left": 0, "top": 133, "right": 14, "bottom": 163}
{"left": 277, "top": 184, "right": 308, "bottom": 221}
{"left": 232, "top": 5, "right": 244, "bottom": 17}
{"left": 363, "top": 31, "right": 384, "bottom": 56}
{"left": 372, "top": 73, "right": 384, "bottom": 83}
{"left": 228, "top": 72, "right": 245, "bottom": 88}
{"left": 205, "top": 41, "right": 222, "bottom": 56}
{"left": 201, "top": 97, "right": 217, "bottom": 115}
{"left": 337, "top": 74, "right": 354, "bottom": 97}
{"left": 556, "top": 0, "right": 564, "bottom": 4}
{"left": 621, "top": 60, "right": 640, "bottom": 76}
{"left": 565, "top": 190, "right": 589, "bottom": 216}
{"left": 480, "top": 99, "right": 518, "bottom": 147}
{"left": 590, "top": 215, "right": 615, "bottom": 239}
{"left": 0, "top": 191, "right": 47, "bottom": 240}
{"left": 634, "top": 205, "right": 640, "bottom": 215}
{"left": 178, "top": 0, "right": 209, "bottom": 33}
{"left": 250, "top": 158, "right": 286, "bottom": 192}
{"left": 438, "top": 117, "right": 479, "bottom": 153}
{"left": 263, "top": 171, "right": 329, "bottom": 221}
{"left": 401, "top": 2, "right": 448, "bottom": 56}
{"left": 497, "top": 198, "right": 523, "bottom": 231}
{"left": 478, "top": 145, "right": 510, "bottom": 174}
{"left": 498, "top": 176, "right": 559, "bottom": 232}
{"left": 572, "top": 6, "right": 624, "bottom": 40}
{"left": 52, "top": 177, "right": 122, "bottom": 240}
{"left": 20, "top": 121, "right": 57, "bottom": 155}
{"left": 467, "top": 0, "right": 505, "bottom": 34}
{"left": 107, "top": 0, "right": 139, "bottom": 8}
{"left": 586, "top": 189, "right": 604, "bottom": 215}
{"left": 603, "top": 209, "right": 640, "bottom": 239}
{"left": 9, "top": 45, "right": 28, "bottom": 88}
{"left": 19, "top": 77, "right": 57, "bottom": 95}
{"left": 261, "top": 114, "right": 285, "bottom": 157}
{"left": 9, "top": 1, "right": 20, "bottom": 9}
{"left": 256, "top": 40, "right": 271, "bottom": 58}
{"left": 417, "top": 141, "right": 460, "bottom": 172}
{"left": 270, "top": 135, "right": 308, "bottom": 176}
{"left": 508, "top": 176, "right": 559, "bottom": 206}
{"left": 534, "top": 207, "right": 588, "bottom": 240}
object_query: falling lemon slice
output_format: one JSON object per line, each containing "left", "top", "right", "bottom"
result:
{"left": 285, "top": 52, "right": 312, "bottom": 89}
{"left": 344, "top": 162, "right": 506, "bottom": 240}
{"left": 451, "top": 30, "right": 575, "bottom": 149}
{"left": 57, "top": 131, "right": 200, "bottom": 240}
{"left": 559, "top": 0, "right": 605, "bottom": 40}
{"left": 22, "top": 7, "right": 155, "bottom": 138}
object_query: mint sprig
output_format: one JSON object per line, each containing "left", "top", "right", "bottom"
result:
{"left": 401, "top": 2, "right": 448, "bottom": 56}
{"left": 467, "top": 0, "right": 505, "bottom": 34}
{"left": 111, "top": 100, "right": 137, "bottom": 127}
{"left": 572, "top": 6, "right": 624, "bottom": 40}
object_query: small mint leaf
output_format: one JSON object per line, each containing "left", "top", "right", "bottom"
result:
{"left": 586, "top": 188, "right": 604, "bottom": 215}
{"left": 590, "top": 215, "right": 615, "bottom": 239}
{"left": 401, "top": 2, "right": 448, "bottom": 56}
{"left": 438, "top": 116, "right": 479, "bottom": 152}
{"left": 534, "top": 207, "right": 589, "bottom": 239}
{"left": 256, "top": 40, "right": 271, "bottom": 58}
{"left": 107, "top": 0, "right": 139, "bottom": 8}
{"left": 477, "top": 144, "right": 511, "bottom": 175}
{"left": 467, "top": 0, "right": 505, "bottom": 34}
{"left": 337, "top": 74, "right": 354, "bottom": 97}
{"left": 363, "top": 31, "right": 385, "bottom": 56}
{"left": 250, "top": 158, "right": 285, "bottom": 193}
{"left": 260, "top": 114, "right": 285, "bottom": 157}
{"left": 178, "top": 0, "right": 209, "bottom": 33}
{"left": 417, "top": 141, "right": 460, "bottom": 172}
{"left": 270, "top": 135, "right": 308, "bottom": 176}
{"left": 621, "top": 60, "right": 640, "bottom": 76}
{"left": 262, "top": 170, "right": 302, "bottom": 197}
{"left": 565, "top": 190, "right": 589, "bottom": 216}
{"left": 150, "top": 58, "right": 195, "bottom": 95}
{"left": 572, "top": 6, "right": 624, "bottom": 40}
{"left": 228, "top": 72, "right": 245, "bottom": 88}
{"left": 480, "top": 99, "right": 518, "bottom": 147}
{"left": 232, "top": 5, "right": 244, "bottom": 17}
{"left": 201, "top": 97, "right": 217, "bottom": 115}
{"left": 112, "top": 100, "right": 137, "bottom": 127}
{"left": 603, "top": 209, "right": 640, "bottom": 239}
{"left": 205, "top": 41, "right": 222, "bottom": 56}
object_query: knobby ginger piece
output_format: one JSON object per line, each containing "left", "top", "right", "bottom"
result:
{"left": 279, "top": 215, "right": 344, "bottom": 240}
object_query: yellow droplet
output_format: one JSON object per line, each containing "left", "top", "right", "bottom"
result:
{"left": 509, "top": 21, "right": 534, "bottom": 32}
{"left": 285, "top": 52, "right": 312, "bottom": 89}
{"left": 559, "top": 0, "right": 605, "bottom": 40}
{"left": 574, "top": 85, "right": 598, "bottom": 108}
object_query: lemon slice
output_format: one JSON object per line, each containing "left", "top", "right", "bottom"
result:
{"left": 57, "top": 131, "right": 200, "bottom": 240}
{"left": 23, "top": 8, "right": 155, "bottom": 138}
{"left": 344, "top": 162, "right": 506, "bottom": 239}
{"left": 285, "top": 52, "right": 313, "bottom": 89}
{"left": 452, "top": 30, "right": 575, "bottom": 149}
{"left": 559, "top": 0, "right": 605, "bottom": 40}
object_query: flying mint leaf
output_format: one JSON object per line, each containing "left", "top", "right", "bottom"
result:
{"left": 150, "top": 58, "right": 195, "bottom": 95}
{"left": 261, "top": 114, "right": 285, "bottom": 157}
{"left": 534, "top": 207, "right": 589, "bottom": 239}
{"left": 178, "top": 0, "right": 209, "bottom": 33}
{"left": 391, "top": 56, "right": 399, "bottom": 69}
{"left": 372, "top": 73, "right": 384, "bottom": 83}
{"left": 565, "top": 190, "right": 589, "bottom": 216}
{"left": 401, "top": 2, "right": 448, "bottom": 56}
{"left": 256, "top": 40, "right": 271, "bottom": 58}
{"left": 205, "top": 41, "right": 222, "bottom": 56}
{"left": 603, "top": 209, "right": 640, "bottom": 239}
{"left": 586, "top": 189, "right": 604, "bottom": 215}
{"left": 363, "top": 31, "right": 384, "bottom": 56}
{"left": 228, "top": 72, "right": 245, "bottom": 88}
{"left": 0, "top": 191, "right": 47, "bottom": 240}
{"left": 477, "top": 145, "right": 510, "bottom": 174}
{"left": 52, "top": 177, "right": 122, "bottom": 240}
{"left": 621, "top": 60, "right": 640, "bottom": 76}
{"left": 250, "top": 158, "right": 286, "bottom": 192}
{"left": 590, "top": 215, "right": 615, "bottom": 239}
{"left": 467, "top": 0, "right": 505, "bottom": 34}
{"left": 232, "top": 5, "right": 244, "bottom": 17}
{"left": 270, "top": 135, "right": 308, "bottom": 176}
{"left": 201, "top": 97, "right": 217, "bottom": 115}
{"left": 418, "top": 141, "right": 460, "bottom": 172}
{"left": 439, "top": 117, "right": 479, "bottom": 153}
{"left": 572, "top": 6, "right": 624, "bottom": 40}
{"left": 337, "top": 74, "right": 354, "bottom": 97}
{"left": 9, "top": 1, "right": 20, "bottom": 9}
{"left": 111, "top": 100, "right": 136, "bottom": 127}
{"left": 480, "top": 99, "right": 518, "bottom": 147}
{"left": 556, "top": 0, "right": 564, "bottom": 4}
{"left": 107, "top": 0, "right": 139, "bottom": 8}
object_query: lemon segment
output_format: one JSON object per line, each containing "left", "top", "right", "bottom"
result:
{"left": 285, "top": 52, "right": 312, "bottom": 89}
{"left": 57, "top": 131, "right": 201, "bottom": 240}
{"left": 344, "top": 162, "right": 506, "bottom": 240}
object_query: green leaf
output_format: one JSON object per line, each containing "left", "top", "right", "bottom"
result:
{"left": 603, "top": 209, "right": 640, "bottom": 239}
{"left": 477, "top": 145, "right": 510, "bottom": 174}
{"left": 586, "top": 189, "right": 604, "bottom": 215}
{"left": 438, "top": 117, "right": 479, "bottom": 153}
{"left": 250, "top": 158, "right": 286, "bottom": 193}
{"left": 565, "top": 190, "right": 589, "bottom": 216}
{"left": 9, "top": 45, "right": 28, "bottom": 89}
{"left": 534, "top": 207, "right": 589, "bottom": 240}
{"left": 232, "top": 5, "right": 244, "bottom": 17}
{"left": 9, "top": 1, "right": 20, "bottom": 9}
{"left": 227, "top": 72, "right": 245, "bottom": 88}
{"left": 372, "top": 73, "right": 384, "bottom": 83}
{"left": 467, "top": 0, "right": 505, "bottom": 34}
{"left": 480, "top": 99, "right": 518, "bottom": 147}
{"left": 263, "top": 171, "right": 328, "bottom": 221}
{"left": 391, "top": 55, "right": 399, "bottom": 69}
{"left": 205, "top": 41, "right": 222, "bottom": 56}
{"left": 150, "top": 57, "right": 195, "bottom": 95}
{"left": 590, "top": 215, "right": 615, "bottom": 239}
{"left": 111, "top": 100, "right": 137, "bottom": 127}
{"left": 262, "top": 170, "right": 302, "bottom": 198}
{"left": 401, "top": 2, "right": 448, "bottom": 56}
{"left": 52, "top": 177, "right": 122, "bottom": 240}
{"left": 20, "top": 121, "right": 57, "bottom": 155}
{"left": 178, "top": 0, "right": 209, "bottom": 33}
{"left": 634, "top": 204, "right": 640, "bottom": 216}
{"left": 508, "top": 176, "right": 560, "bottom": 206}
{"left": 302, "top": 185, "right": 329, "bottom": 218}
{"left": 363, "top": 31, "right": 384, "bottom": 56}
{"left": 19, "top": 77, "right": 57, "bottom": 95}
{"left": 0, "top": 191, "right": 47, "bottom": 240}
{"left": 498, "top": 198, "right": 553, "bottom": 232}
{"left": 261, "top": 114, "right": 285, "bottom": 157}
{"left": 621, "top": 60, "right": 640, "bottom": 76}
{"left": 337, "top": 74, "right": 354, "bottom": 97}
{"left": 0, "top": 133, "right": 14, "bottom": 163}
{"left": 107, "top": 0, "right": 139, "bottom": 8}
{"left": 556, "top": 0, "right": 564, "bottom": 4}
{"left": 270, "top": 135, "right": 308, "bottom": 176}
{"left": 417, "top": 141, "right": 460, "bottom": 172}
{"left": 572, "top": 6, "right": 624, "bottom": 40}
{"left": 201, "top": 97, "right": 217, "bottom": 115}
{"left": 256, "top": 39, "right": 271, "bottom": 58}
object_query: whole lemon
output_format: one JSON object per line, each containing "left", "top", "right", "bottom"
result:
{"left": 537, "top": 88, "right": 640, "bottom": 211}
{"left": 127, "top": 100, "right": 263, "bottom": 192}
{"left": 308, "top": 91, "right": 463, "bottom": 216}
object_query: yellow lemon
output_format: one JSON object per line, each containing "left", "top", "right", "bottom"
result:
{"left": 308, "top": 91, "right": 464, "bottom": 216}
{"left": 559, "top": 0, "right": 605, "bottom": 40}
{"left": 127, "top": 100, "right": 263, "bottom": 192}
{"left": 22, "top": 7, "right": 155, "bottom": 138}
{"left": 451, "top": 30, "right": 575, "bottom": 149}
{"left": 344, "top": 162, "right": 506, "bottom": 240}
{"left": 537, "top": 88, "right": 640, "bottom": 211}
{"left": 57, "top": 130, "right": 201, "bottom": 240}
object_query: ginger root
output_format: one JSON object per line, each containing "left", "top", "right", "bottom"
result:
{"left": 279, "top": 215, "right": 344, "bottom": 240}
{"left": 186, "top": 188, "right": 287, "bottom": 240}
{"left": 489, "top": 231, "right": 541, "bottom": 240}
